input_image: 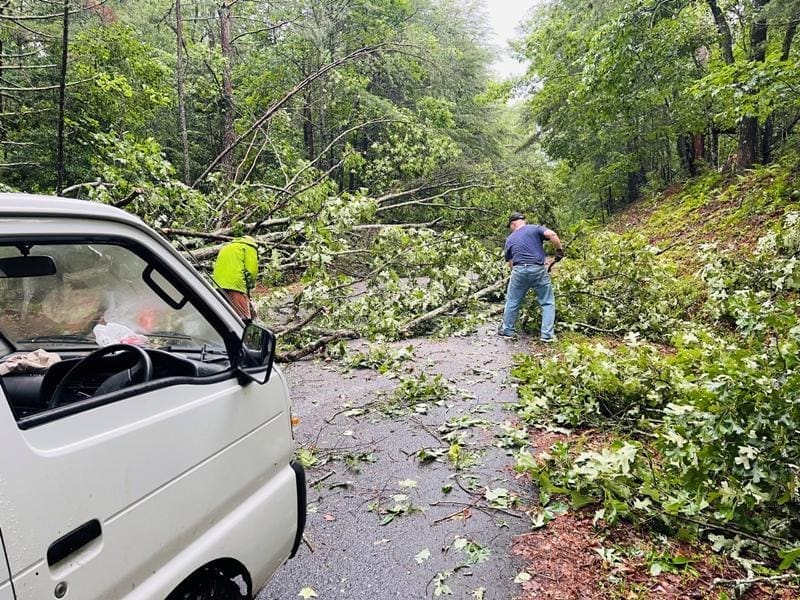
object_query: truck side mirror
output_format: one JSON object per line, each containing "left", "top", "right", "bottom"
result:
{"left": 236, "top": 323, "right": 276, "bottom": 384}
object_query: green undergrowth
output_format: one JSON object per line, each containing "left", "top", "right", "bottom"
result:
{"left": 513, "top": 172, "right": 800, "bottom": 577}
{"left": 546, "top": 232, "right": 698, "bottom": 340}
{"left": 612, "top": 155, "right": 800, "bottom": 267}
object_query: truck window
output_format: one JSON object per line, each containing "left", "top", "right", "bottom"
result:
{"left": 0, "top": 241, "right": 233, "bottom": 424}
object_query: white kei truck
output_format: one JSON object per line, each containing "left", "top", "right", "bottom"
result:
{"left": 0, "top": 195, "right": 306, "bottom": 600}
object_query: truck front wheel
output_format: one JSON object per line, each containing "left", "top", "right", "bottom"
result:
{"left": 166, "top": 565, "right": 250, "bottom": 600}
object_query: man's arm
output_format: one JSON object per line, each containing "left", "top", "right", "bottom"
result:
{"left": 543, "top": 229, "right": 562, "bottom": 249}
{"left": 504, "top": 241, "right": 513, "bottom": 269}
{"left": 544, "top": 229, "right": 565, "bottom": 261}
{"left": 244, "top": 246, "right": 259, "bottom": 292}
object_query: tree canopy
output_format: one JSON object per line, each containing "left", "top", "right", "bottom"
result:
{"left": 516, "top": 0, "right": 800, "bottom": 217}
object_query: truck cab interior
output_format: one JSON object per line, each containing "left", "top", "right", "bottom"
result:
{"left": 0, "top": 240, "right": 256, "bottom": 427}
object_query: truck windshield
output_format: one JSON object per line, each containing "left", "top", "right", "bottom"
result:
{"left": 0, "top": 242, "right": 224, "bottom": 353}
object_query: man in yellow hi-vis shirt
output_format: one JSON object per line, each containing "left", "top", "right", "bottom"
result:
{"left": 212, "top": 235, "right": 259, "bottom": 322}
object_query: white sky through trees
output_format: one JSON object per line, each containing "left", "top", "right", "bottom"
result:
{"left": 485, "top": 0, "right": 537, "bottom": 78}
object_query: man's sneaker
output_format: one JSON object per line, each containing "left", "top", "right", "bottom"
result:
{"left": 497, "top": 325, "right": 517, "bottom": 339}
{"left": 539, "top": 337, "right": 557, "bottom": 344}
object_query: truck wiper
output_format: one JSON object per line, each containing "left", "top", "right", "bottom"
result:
{"left": 17, "top": 334, "right": 96, "bottom": 345}
{"left": 146, "top": 330, "right": 193, "bottom": 340}
{"left": 157, "top": 343, "right": 228, "bottom": 362}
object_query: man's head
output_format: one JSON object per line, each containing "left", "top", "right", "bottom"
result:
{"left": 507, "top": 212, "right": 525, "bottom": 231}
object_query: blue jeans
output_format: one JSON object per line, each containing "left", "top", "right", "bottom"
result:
{"left": 501, "top": 264, "right": 555, "bottom": 339}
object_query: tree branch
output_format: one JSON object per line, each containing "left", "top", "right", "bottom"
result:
{"left": 275, "top": 308, "right": 323, "bottom": 337}
{"left": 112, "top": 187, "right": 145, "bottom": 209}
{"left": 275, "top": 329, "right": 359, "bottom": 362}
{"left": 375, "top": 183, "right": 493, "bottom": 213}
{"left": 351, "top": 218, "right": 443, "bottom": 231}
{"left": 161, "top": 228, "right": 235, "bottom": 243}
{"left": 0, "top": 76, "right": 94, "bottom": 92}
{"left": 399, "top": 276, "right": 508, "bottom": 334}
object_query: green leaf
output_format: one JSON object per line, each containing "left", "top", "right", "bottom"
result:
{"left": 514, "top": 572, "right": 532, "bottom": 584}
{"left": 570, "top": 490, "right": 595, "bottom": 509}
{"left": 778, "top": 547, "right": 800, "bottom": 570}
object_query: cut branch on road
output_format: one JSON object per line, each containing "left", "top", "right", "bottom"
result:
{"left": 275, "top": 329, "right": 359, "bottom": 362}
{"left": 400, "top": 276, "right": 508, "bottom": 334}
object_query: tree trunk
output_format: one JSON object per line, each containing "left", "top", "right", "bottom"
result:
{"left": 665, "top": 135, "right": 674, "bottom": 181}
{"left": 56, "top": 0, "right": 70, "bottom": 194}
{"left": 626, "top": 170, "right": 645, "bottom": 204}
{"left": 175, "top": 0, "right": 191, "bottom": 184}
{"left": 706, "top": 0, "right": 735, "bottom": 65}
{"left": 678, "top": 135, "right": 696, "bottom": 176}
{"left": 302, "top": 93, "right": 314, "bottom": 159}
{"left": 737, "top": 0, "right": 770, "bottom": 169}
{"left": 219, "top": 1, "right": 235, "bottom": 179}
{"left": 738, "top": 117, "right": 760, "bottom": 168}
{"left": 709, "top": 127, "right": 719, "bottom": 169}
{"left": 693, "top": 134, "right": 705, "bottom": 161}
{"left": 761, "top": 117, "right": 773, "bottom": 164}
{"left": 782, "top": 16, "right": 798, "bottom": 61}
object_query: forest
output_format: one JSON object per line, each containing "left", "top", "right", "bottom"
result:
{"left": 2, "top": 0, "right": 800, "bottom": 596}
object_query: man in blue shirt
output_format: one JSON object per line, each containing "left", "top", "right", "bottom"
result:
{"left": 499, "top": 212, "right": 564, "bottom": 341}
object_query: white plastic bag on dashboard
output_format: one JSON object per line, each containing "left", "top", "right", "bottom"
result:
{"left": 93, "top": 322, "right": 148, "bottom": 347}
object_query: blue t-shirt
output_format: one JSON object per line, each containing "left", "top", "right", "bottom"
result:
{"left": 504, "top": 225, "right": 547, "bottom": 265}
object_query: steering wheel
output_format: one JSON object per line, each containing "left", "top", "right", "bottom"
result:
{"left": 48, "top": 344, "right": 153, "bottom": 409}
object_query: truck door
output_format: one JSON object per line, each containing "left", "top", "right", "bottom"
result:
{"left": 0, "top": 399, "right": 17, "bottom": 600}
{"left": 1, "top": 529, "right": 16, "bottom": 600}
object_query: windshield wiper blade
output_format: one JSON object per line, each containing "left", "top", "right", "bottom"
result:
{"left": 201, "top": 344, "right": 228, "bottom": 355}
{"left": 157, "top": 344, "right": 229, "bottom": 362}
{"left": 145, "top": 330, "right": 193, "bottom": 340}
{"left": 17, "top": 334, "right": 96, "bottom": 344}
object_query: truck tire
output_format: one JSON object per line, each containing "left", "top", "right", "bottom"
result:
{"left": 167, "top": 567, "right": 249, "bottom": 600}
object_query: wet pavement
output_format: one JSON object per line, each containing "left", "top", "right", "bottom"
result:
{"left": 258, "top": 326, "right": 546, "bottom": 600}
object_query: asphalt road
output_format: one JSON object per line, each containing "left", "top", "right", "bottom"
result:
{"left": 258, "top": 326, "right": 544, "bottom": 600}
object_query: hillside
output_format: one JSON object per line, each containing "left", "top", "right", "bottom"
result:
{"left": 508, "top": 157, "right": 800, "bottom": 598}
{"left": 610, "top": 159, "right": 800, "bottom": 263}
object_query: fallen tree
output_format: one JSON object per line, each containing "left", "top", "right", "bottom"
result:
{"left": 399, "top": 276, "right": 508, "bottom": 335}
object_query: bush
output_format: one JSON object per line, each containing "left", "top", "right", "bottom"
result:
{"left": 552, "top": 232, "right": 696, "bottom": 340}
{"left": 513, "top": 212, "right": 800, "bottom": 567}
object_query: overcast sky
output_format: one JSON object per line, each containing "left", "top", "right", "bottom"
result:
{"left": 485, "top": 0, "right": 537, "bottom": 79}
